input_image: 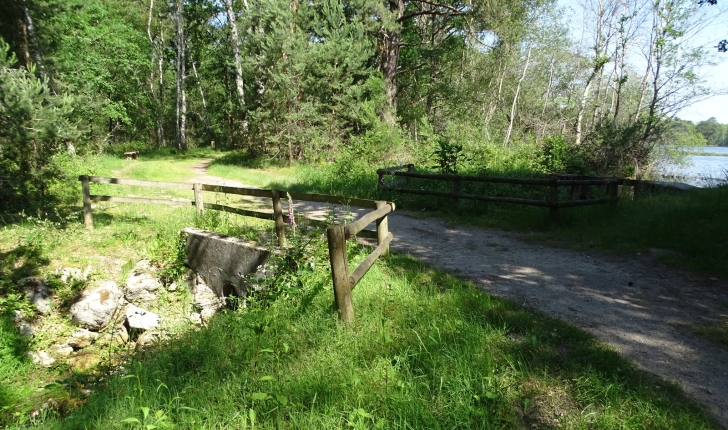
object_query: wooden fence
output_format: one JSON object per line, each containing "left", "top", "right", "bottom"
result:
{"left": 79, "top": 175, "right": 394, "bottom": 322}
{"left": 377, "top": 165, "right": 623, "bottom": 219}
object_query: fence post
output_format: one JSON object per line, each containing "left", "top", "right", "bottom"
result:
{"left": 375, "top": 201, "right": 390, "bottom": 257}
{"left": 406, "top": 164, "right": 414, "bottom": 185}
{"left": 272, "top": 190, "right": 287, "bottom": 248}
{"left": 453, "top": 178, "right": 461, "bottom": 205}
{"left": 327, "top": 225, "right": 353, "bottom": 322}
{"left": 608, "top": 180, "right": 618, "bottom": 202}
{"left": 81, "top": 176, "right": 93, "bottom": 230}
{"left": 549, "top": 181, "right": 558, "bottom": 222}
{"left": 193, "top": 183, "right": 204, "bottom": 216}
{"left": 377, "top": 170, "right": 385, "bottom": 189}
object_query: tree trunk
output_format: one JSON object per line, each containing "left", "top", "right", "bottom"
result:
{"left": 147, "top": 0, "right": 166, "bottom": 147}
{"left": 175, "top": 0, "right": 187, "bottom": 151}
{"left": 192, "top": 60, "right": 213, "bottom": 143}
{"left": 225, "top": 0, "right": 245, "bottom": 107}
{"left": 504, "top": 46, "right": 531, "bottom": 145}
{"left": 22, "top": 2, "right": 45, "bottom": 83}
{"left": 381, "top": 0, "right": 404, "bottom": 125}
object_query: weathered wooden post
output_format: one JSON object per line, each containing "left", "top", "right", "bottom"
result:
{"left": 327, "top": 225, "right": 353, "bottom": 322}
{"left": 81, "top": 175, "right": 93, "bottom": 230}
{"left": 608, "top": 179, "right": 618, "bottom": 202}
{"left": 271, "top": 190, "right": 287, "bottom": 248}
{"left": 549, "top": 180, "right": 559, "bottom": 222}
{"left": 453, "top": 178, "right": 461, "bottom": 205}
{"left": 375, "top": 201, "right": 390, "bottom": 257}
{"left": 193, "top": 183, "right": 204, "bottom": 216}
{"left": 377, "top": 170, "right": 385, "bottom": 189}
{"left": 406, "top": 164, "right": 414, "bottom": 185}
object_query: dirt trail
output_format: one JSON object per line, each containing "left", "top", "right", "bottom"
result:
{"left": 191, "top": 159, "right": 728, "bottom": 428}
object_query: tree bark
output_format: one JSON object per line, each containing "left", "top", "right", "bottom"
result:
{"left": 175, "top": 0, "right": 187, "bottom": 151}
{"left": 225, "top": 0, "right": 245, "bottom": 107}
{"left": 504, "top": 46, "right": 531, "bottom": 145}
{"left": 381, "top": 0, "right": 404, "bottom": 125}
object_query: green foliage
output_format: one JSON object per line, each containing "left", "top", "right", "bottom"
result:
{"left": 431, "top": 138, "right": 468, "bottom": 174}
{"left": 539, "top": 135, "right": 590, "bottom": 174}
{"left": 0, "top": 38, "right": 80, "bottom": 212}
{"left": 583, "top": 119, "right": 652, "bottom": 177}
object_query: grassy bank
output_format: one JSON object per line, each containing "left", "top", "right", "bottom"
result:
{"left": 0, "top": 152, "right": 721, "bottom": 428}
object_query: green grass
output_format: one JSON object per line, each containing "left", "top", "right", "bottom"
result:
{"left": 0, "top": 152, "right": 723, "bottom": 428}
{"left": 691, "top": 321, "right": 728, "bottom": 348}
{"left": 204, "top": 152, "right": 728, "bottom": 277}
{"left": 18, "top": 241, "right": 721, "bottom": 429}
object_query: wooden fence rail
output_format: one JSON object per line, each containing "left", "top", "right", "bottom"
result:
{"left": 79, "top": 175, "right": 393, "bottom": 322}
{"left": 377, "top": 165, "right": 623, "bottom": 220}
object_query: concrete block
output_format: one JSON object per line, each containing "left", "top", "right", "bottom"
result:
{"left": 182, "top": 228, "right": 274, "bottom": 298}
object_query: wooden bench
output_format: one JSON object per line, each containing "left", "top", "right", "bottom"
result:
{"left": 124, "top": 151, "right": 139, "bottom": 160}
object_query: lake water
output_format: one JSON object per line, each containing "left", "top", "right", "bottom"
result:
{"left": 660, "top": 146, "right": 728, "bottom": 187}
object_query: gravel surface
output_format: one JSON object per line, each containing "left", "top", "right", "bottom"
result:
{"left": 192, "top": 159, "right": 728, "bottom": 427}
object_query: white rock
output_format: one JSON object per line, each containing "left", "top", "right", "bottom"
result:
{"left": 49, "top": 344, "right": 74, "bottom": 357}
{"left": 132, "top": 260, "right": 157, "bottom": 274}
{"left": 192, "top": 281, "right": 225, "bottom": 313}
{"left": 98, "top": 325, "right": 129, "bottom": 347}
{"left": 59, "top": 267, "right": 89, "bottom": 284}
{"left": 20, "top": 278, "right": 53, "bottom": 315}
{"left": 125, "top": 305, "right": 161, "bottom": 330}
{"left": 28, "top": 351, "right": 55, "bottom": 367}
{"left": 18, "top": 320, "right": 35, "bottom": 338}
{"left": 125, "top": 273, "right": 161, "bottom": 302}
{"left": 186, "top": 313, "right": 202, "bottom": 325}
{"left": 67, "top": 328, "right": 99, "bottom": 349}
{"left": 135, "top": 331, "right": 167, "bottom": 351}
{"left": 200, "top": 308, "right": 217, "bottom": 324}
{"left": 70, "top": 282, "right": 123, "bottom": 330}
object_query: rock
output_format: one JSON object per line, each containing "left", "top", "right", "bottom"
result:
{"left": 67, "top": 352, "right": 100, "bottom": 372}
{"left": 20, "top": 277, "right": 53, "bottom": 315}
{"left": 200, "top": 308, "right": 217, "bottom": 324}
{"left": 183, "top": 228, "right": 273, "bottom": 297}
{"left": 67, "top": 328, "right": 99, "bottom": 349}
{"left": 49, "top": 344, "right": 74, "bottom": 357}
{"left": 28, "top": 350, "right": 55, "bottom": 367}
{"left": 99, "top": 326, "right": 129, "bottom": 347}
{"left": 70, "top": 281, "right": 124, "bottom": 330}
{"left": 132, "top": 259, "right": 157, "bottom": 274}
{"left": 167, "top": 281, "right": 178, "bottom": 292}
{"left": 192, "top": 281, "right": 225, "bottom": 314}
{"left": 186, "top": 313, "right": 202, "bottom": 325}
{"left": 125, "top": 305, "right": 161, "bottom": 330}
{"left": 135, "top": 331, "right": 167, "bottom": 351}
{"left": 18, "top": 320, "right": 36, "bottom": 338}
{"left": 58, "top": 266, "right": 90, "bottom": 284}
{"left": 125, "top": 273, "right": 161, "bottom": 302}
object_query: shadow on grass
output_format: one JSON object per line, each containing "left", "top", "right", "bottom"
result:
{"left": 40, "top": 252, "right": 718, "bottom": 429}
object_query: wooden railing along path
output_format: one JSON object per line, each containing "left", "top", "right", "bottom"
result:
{"left": 79, "top": 175, "right": 393, "bottom": 322}
{"left": 377, "top": 165, "right": 643, "bottom": 219}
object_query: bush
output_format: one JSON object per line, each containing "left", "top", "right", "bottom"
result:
{"left": 539, "top": 135, "right": 590, "bottom": 175}
{"left": 0, "top": 38, "right": 80, "bottom": 213}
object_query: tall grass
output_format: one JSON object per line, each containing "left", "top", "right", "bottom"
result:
{"left": 37, "top": 246, "right": 718, "bottom": 429}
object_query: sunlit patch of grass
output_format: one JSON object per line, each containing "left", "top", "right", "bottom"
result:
{"left": 0, "top": 151, "right": 722, "bottom": 428}
{"left": 680, "top": 320, "right": 728, "bottom": 350}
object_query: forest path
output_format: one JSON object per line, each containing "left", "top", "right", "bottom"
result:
{"left": 190, "top": 159, "right": 728, "bottom": 428}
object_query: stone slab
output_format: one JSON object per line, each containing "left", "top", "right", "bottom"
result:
{"left": 182, "top": 228, "right": 274, "bottom": 298}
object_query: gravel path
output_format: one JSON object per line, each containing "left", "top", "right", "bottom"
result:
{"left": 192, "top": 159, "right": 728, "bottom": 428}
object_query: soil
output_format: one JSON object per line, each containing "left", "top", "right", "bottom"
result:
{"left": 191, "top": 159, "right": 728, "bottom": 428}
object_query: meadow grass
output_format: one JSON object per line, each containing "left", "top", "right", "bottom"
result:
{"left": 25, "top": 239, "right": 721, "bottom": 429}
{"left": 205, "top": 154, "right": 728, "bottom": 278}
{"left": 0, "top": 152, "right": 723, "bottom": 428}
